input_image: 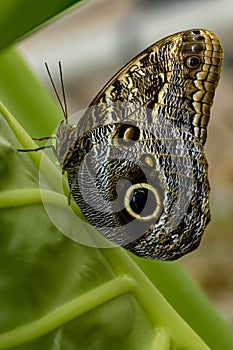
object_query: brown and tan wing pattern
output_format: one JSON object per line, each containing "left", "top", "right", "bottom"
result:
{"left": 57, "top": 29, "right": 223, "bottom": 260}
{"left": 79, "top": 29, "right": 223, "bottom": 145}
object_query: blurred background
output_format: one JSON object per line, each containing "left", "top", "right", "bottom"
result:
{"left": 17, "top": 0, "right": 233, "bottom": 325}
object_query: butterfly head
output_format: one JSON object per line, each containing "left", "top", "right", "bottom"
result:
{"left": 55, "top": 120, "right": 78, "bottom": 168}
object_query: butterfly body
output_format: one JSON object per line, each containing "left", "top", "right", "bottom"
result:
{"left": 55, "top": 29, "right": 223, "bottom": 260}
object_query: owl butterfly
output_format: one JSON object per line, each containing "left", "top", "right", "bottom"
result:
{"left": 45, "top": 29, "right": 223, "bottom": 260}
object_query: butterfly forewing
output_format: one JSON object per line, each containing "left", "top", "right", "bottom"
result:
{"left": 78, "top": 29, "right": 222, "bottom": 144}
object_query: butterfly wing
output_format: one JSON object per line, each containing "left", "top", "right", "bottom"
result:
{"left": 78, "top": 29, "right": 223, "bottom": 145}
{"left": 63, "top": 29, "right": 223, "bottom": 260}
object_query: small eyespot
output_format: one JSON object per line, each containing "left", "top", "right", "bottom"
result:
{"left": 118, "top": 124, "right": 140, "bottom": 141}
{"left": 140, "top": 153, "right": 156, "bottom": 168}
{"left": 113, "top": 124, "right": 140, "bottom": 145}
{"left": 191, "top": 30, "right": 201, "bottom": 35}
{"left": 197, "top": 36, "right": 205, "bottom": 41}
{"left": 184, "top": 55, "right": 201, "bottom": 69}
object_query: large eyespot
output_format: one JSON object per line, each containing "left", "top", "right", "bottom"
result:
{"left": 184, "top": 55, "right": 201, "bottom": 69}
{"left": 124, "top": 183, "right": 162, "bottom": 221}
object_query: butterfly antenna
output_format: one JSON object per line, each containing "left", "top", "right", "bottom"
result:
{"left": 59, "top": 61, "right": 68, "bottom": 122}
{"left": 44, "top": 62, "right": 68, "bottom": 122}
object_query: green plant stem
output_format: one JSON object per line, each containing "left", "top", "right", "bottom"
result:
{"left": 134, "top": 258, "right": 233, "bottom": 350}
{"left": 153, "top": 328, "right": 170, "bottom": 350}
{"left": 0, "top": 100, "right": 71, "bottom": 195}
{"left": 0, "top": 100, "right": 215, "bottom": 350}
{"left": 0, "top": 276, "right": 135, "bottom": 349}
{"left": 0, "top": 188, "right": 65, "bottom": 208}
{"left": 101, "top": 248, "right": 211, "bottom": 350}
{"left": 0, "top": 188, "right": 210, "bottom": 349}
{"left": 0, "top": 48, "right": 232, "bottom": 350}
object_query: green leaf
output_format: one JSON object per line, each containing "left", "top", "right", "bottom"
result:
{"left": 0, "top": 48, "right": 232, "bottom": 350}
{"left": 0, "top": 2, "right": 233, "bottom": 349}
{"left": 0, "top": 47, "right": 62, "bottom": 137}
{"left": 0, "top": 0, "right": 83, "bottom": 50}
{"left": 0, "top": 85, "right": 210, "bottom": 350}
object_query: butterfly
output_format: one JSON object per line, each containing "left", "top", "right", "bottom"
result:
{"left": 26, "top": 29, "right": 224, "bottom": 260}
